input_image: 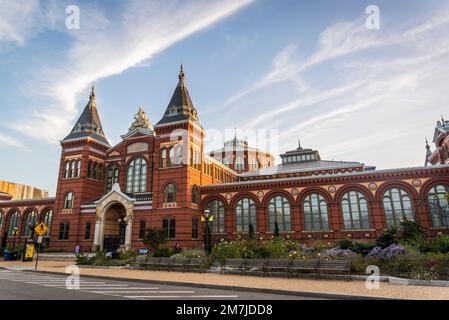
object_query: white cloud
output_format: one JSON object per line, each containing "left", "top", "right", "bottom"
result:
{"left": 7, "top": 0, "right": 253, "bottom": 143}
{"left": 224, "top": 7, "right": 449, "bottom": 168}
{"left": 0, "top": 132, "right": 30, "bottom": 151}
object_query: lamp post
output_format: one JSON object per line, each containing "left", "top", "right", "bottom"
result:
{"left": 12, "top": 227, "right": 19, "bottom": 260}
{"left": 201, "top": 209, "right": 213, "bottom": 255}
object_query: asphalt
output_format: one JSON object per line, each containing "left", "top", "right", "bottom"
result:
{"left": 0, "top": 269, "right": 326, "bottom": 300}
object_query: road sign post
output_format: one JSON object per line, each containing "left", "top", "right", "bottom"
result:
{"left": 34, "top": 223, "right": 48, "bottom": 270}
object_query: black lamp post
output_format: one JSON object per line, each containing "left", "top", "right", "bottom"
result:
{"left": 202, "top": 209, "right": 213, "bottom": 255}
{"left": 12, "top": 227, "right": 19, "bottom": 260}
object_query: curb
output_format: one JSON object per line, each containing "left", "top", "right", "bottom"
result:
{"left": 0, "top": 266, "right": 389, "bottom": 300}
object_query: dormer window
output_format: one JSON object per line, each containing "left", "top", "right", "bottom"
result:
{"left": 96, "top": 128, "right": 103, "bottom": 135}
{"left": 169, "top": 107, "right": 177, "bottom": 116}
{"left": 74, "top": 123, "right": 81, "bottom": 132}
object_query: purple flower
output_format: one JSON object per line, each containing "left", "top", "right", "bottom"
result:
{"left": 323, "top": 247, "right": 357, "bottom": 258}
{"left": 367, "top": 244, "right": 406, "bottom": 258}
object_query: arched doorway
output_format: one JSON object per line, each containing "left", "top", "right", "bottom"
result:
{"left": 103, "top": 203, "right": 127, "bottom": 252}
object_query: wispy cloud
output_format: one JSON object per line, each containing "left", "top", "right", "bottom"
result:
{"left": 0, "top": 132, "right": 30, "bottom": 151}
{"left": 223, "top": 7, "right": 449, "bottom": 168}
{"left": 5, "top": 0, "right": 253, "bottom": 144}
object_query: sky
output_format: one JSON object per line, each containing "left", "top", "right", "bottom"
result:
{"left": 0, "top": 0, "right": 448, "bottom": 196}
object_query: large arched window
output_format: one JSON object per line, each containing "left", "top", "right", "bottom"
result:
{"left": 427, "top": 184, "right": 449, "bottom": 228}
{"left": 126, "top": 157, "right": 147, "bottom": 193}
{"left": 206, "top": 199, "right": 225, "bottom": 233}
{"left": 268, "top": 195, "right": 291, "bottom": 232}
{"left": 23, "top": 210, "right": 37, "bottom": 237}
{"left": 64, "top": 161, "right": 69, "bottom": 178}
{"left": 42, "top": 209, "right": 53, "bottom": 237}
{"left": 106, "top": 165, "right": 120, "bottom": 192}
{"left": 235, "top": 157, "right": 245, "bottom": 170}
{"left": 236, "top": 197, "right": 256, "bottom": 233}
{"left": 303, "top": 193, "right": 329, "bottom": 231}
{"left": 64, "top": 192, "right": 74, "bottom": 209}
{"left": 164, "top": 183, "right": 177, "bottom": 203}
{"left": 7, "top": 211, "right": 19, "bottom": 237}
{"left": 382, "top": 187, "right": 414, "bottom": 227}
{"left": 70, "top": 161, "right": 76, "bottom": 178}
{"left": 191, "top": 185, "right": 199, "bottom": 204}
{"left": 161, "top": 149, "right": 168, "bottom": 168}
{"left": 341, "top": 191, "right": 370, "bottom": 230}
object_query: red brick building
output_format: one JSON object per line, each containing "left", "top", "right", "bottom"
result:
{"left": 1, "top": 66, "right": 448, "bottom": 253}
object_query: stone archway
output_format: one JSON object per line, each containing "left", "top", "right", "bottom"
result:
{"left": 92, "top": 183, "right": 135, "bottom": 252}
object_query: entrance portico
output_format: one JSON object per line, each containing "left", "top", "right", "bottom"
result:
{"left": 92, "top": 183, "right": 135, "bottom": 252}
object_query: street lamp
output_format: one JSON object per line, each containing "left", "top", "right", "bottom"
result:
{"left": 201, "top": 209, "right": 213, "bottom": 255}
{"left": 12, "top": 227, "right": 19, "bottom": 260}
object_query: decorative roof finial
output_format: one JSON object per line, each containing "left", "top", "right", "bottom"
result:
{"left": 89, "top": 83, "right": 95, "bottom": 100}
{"left": 298, "top": 138, "right": 301, "bottom": 150}
{"left": 425, "top": 137, "right": 430, "bottom": 149}
{"left": 179, "top": 64, "right": 185, "bottom": 81}
{"left": 234, "top": 128, "right": 237, "bottom": 140}
{"left": 442, "top": 114, "right": 445, "bottom": 123}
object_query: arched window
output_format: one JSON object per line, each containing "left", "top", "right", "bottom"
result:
{"left": 249, "top": 157, "right": 259, "bottom": 170}
{"left": 7, "top": 211, "right": 19, "bottom": 237}
{"left": 164, "top": 183, "right": 177, "bottom": 203}
{"left": 162, "top": 218, "right": 176, "bottom": 239}
{"left": 169, "top": 148, "right": 175, "bottom": 166}
{"left": 126, "top": 157, "right": 147, "bottom": 193}
{"left": 427, "top": 184, "right": 449, "bottom": 228}
{"left": 236, "top": 197, "right": 256, "bottom": 233}
{"left": 64, "top": 192, "right": 74, "bottom": 209}
{"left": 23, "top": 210, "right": 37, "bottom": 237}
{"left": 161, "top": 148, "right": 168, "bottom": 168}
{"left": 76, "top": 160, "right": 81, "bottom": 177}
{"left": 70, "top": 161, "right": 76, "bottom": 178}
{"left": 171, "top": 144, "right": 182, "bottom": 166}
{"left": 191, "top": 185, "right": 199, "bottom": 204}
{"left": 106, "top": 165, "right": 120, "bottom": 192}
{"left": 303, "top": 193, "right": 329, "bottom": 231}
{"left": 235, "top": 156, "right": 245, "bottom": 170}
{"left": 42, "top": 209, "right": 53, "bottom": 237}
{"left": 341, "top": 191, "right": 370, "bottom": 230}
{"left": 382, "top": 187, "right": 414, "bottom": 227}
{"left": 206, "top": 199, "right": 225, "bottom": 233}
{"left": 93, "top": 163, "right": 98, "bottom": 180}
{"left": 64, "top": 161, "right": 69, "bottom": 178}
{"left": 268, "top": 195, "right": 291, "bottom": 232}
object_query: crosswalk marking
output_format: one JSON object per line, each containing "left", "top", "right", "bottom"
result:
{"left": 0, "top": 270, "right": 240, "bottom": 300}
{"left": 126, "top": 295, "right": 239, "bottom": 299}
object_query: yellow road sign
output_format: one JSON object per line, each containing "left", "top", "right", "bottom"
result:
{"left": 25, "top": 243, "right": 35, "bottom": 259}
{"left": 200, "top": 215, "right": 214, "bottom": 222}
{"left": 35, "top": 222, "right": 48, "bottom": 236}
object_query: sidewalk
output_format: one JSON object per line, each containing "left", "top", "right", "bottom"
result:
{"left": 1, "top": 260, "right": 448, "bottom": 300}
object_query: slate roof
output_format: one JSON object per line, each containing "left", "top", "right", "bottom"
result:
{"left": 63, "top": 85, "right": 110, "bottom": 146}
{"left": 240, "top": 159, "right": 371, "bottom": 177}
{"left": 156, "top": 65, "right": 199, "bottom": 126}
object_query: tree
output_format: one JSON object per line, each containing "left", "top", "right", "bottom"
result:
{"left": 274, "top": 221, "right": 280, "bottom": 239}
{"left": 142, "top": 227, "right": 166, "bottom": 251}
{"left": 248, "top": 224, "right": 255, "bottom": 240}
{"left": 376, "top": 225, "right": 398, "bottom": 248}
{"left": 398, "top": 219, "right": 425, "bottom": 246}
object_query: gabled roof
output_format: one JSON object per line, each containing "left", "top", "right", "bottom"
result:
{"left": 63, "top": 85, "right": 110, "bottom": 146}
{"left": 156, "top": 65, "right": 199, "bottom": 126}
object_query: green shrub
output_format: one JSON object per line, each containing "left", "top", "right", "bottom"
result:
{"left": 92, "top": 252, "right": 109, "bottom": 266}
{"left": 142, "top": 228, "right": 166, "bottom": 251}
{"left": 338, "top": 239, "right": 353, "bottom": 250}
{"left": 397, "top": 219, "right": 425, "bottom": 246}
{"left": 118, "top": 249, "right": 138, "bottom": 260}
{"left": 376, "top": 226, "right": 398, "bottom": 248}
{"left": 420, "top": 235, "right": 449, "bottom": 254}
{"left": 153, "top": 247, "right": 172, "bottom": 257}
{"left": 76, "top": 253, "right": 93, "bottom": 265}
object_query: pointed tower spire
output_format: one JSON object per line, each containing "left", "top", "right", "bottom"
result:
{"left": 63, "top": 85, "right": 110, "bottom": 146}
{"left": 425, "top": 137, "right": 432, "bottom": 166}
{"left": 297, "top": 138, "right": 302, "bottom": 150}
{"left": 156, "top": 64, "right": 199, "bottom": 126}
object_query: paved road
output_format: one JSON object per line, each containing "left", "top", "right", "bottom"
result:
{"left": 0, "top": 269, "right": 325, "bottom": 300}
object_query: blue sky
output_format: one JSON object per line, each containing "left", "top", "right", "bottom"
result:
{"left": 0, "top": 0, "right": 448, "bottom": 195}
